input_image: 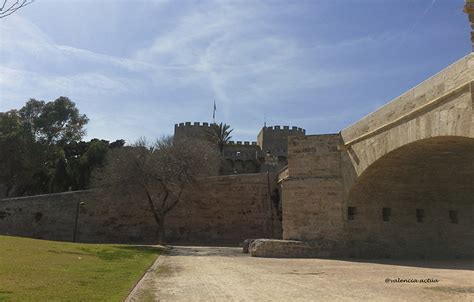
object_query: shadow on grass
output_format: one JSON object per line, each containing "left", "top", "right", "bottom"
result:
{"left": 46, "top": 245, "right": 164, "bottom": 261}
{"left": 84, "top": 245, "right": 164, "bottom": 261}
{"left": 115, "top": 245, "right": 167, "bottom": 256}
{"left": 0, "top": 290, "right": 13, "bottom": 301}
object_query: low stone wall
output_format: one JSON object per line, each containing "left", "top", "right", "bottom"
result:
{"left": 248, "top": 239, "right": 345, "bottom": 258}
{"left": 0, "top": 173, "right": 280, "bottom": 245}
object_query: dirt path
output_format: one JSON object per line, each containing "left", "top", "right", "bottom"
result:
{"left": 127, "top": 246, "right": 474, "bottom": 301}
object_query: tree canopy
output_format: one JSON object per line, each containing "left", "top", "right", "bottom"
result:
{"left": 0, "top": 97, "right": 122, "bottom": 197}
{"left": 206, "top": 122, "right": 233, "bottom": 153}
{"left": 19, "top": 97, "right": 89, "bottom": 146}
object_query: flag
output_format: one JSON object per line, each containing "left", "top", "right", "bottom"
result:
{"left": 213, "top": 100, "right": 216, "bottom": 122}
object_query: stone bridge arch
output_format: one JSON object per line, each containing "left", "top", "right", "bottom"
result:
{"left": 343, "top": 136, "right": 474, "bottom": 258}
{"left": 279, "top": 54, "right": 473, "bottom": 258}
{"left": 342, "top": 85, "right": 472, "bottom": 181}
{"left": 336, "top": 55, "right": 473, "bottom": 258}
{"left": 341, "top": 54, "right": 473, "bottom": 195}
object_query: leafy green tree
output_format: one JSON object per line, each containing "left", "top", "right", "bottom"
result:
{"left": 19, "top": 97, "right": 89, "bottom": 146}
{"left": 0, "top": 111, "right": 26, "bottom": 196}
{"left": 0, "top": 97, "right": 92, "bottom": 197}
{"left": 0, "top": 110, "right": 52, "bottom": 196}
{"left": 65, "top": 139, "right": 111, "bottom": 190}
{"left": 206, "top": 122, "right": 233, "bottom": 154}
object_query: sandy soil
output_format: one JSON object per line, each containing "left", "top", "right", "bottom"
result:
{"left": 127, "top": 246, "right": 474, "bottom": 302}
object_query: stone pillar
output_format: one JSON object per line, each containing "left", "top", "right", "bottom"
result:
{"left": 281, "top": 134, "right": 345, "bottom": 244}
{"left": 465, "top": 0, "right": 474, "bottom": 51}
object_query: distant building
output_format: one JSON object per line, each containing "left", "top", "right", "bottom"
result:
{"left": 174, "top": 122, "right": 306, "bottom": 174}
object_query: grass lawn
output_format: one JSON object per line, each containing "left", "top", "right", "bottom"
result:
{"left": 0, "top": 235, "right": 160, "bottom": 301}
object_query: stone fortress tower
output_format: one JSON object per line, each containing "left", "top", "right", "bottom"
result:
{"left": 174, "top": 122, "right": 306, "bottom": 174}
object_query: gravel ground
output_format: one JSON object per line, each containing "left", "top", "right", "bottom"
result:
{"left": 127, "top": 246, "right": 474, "bottom": 302}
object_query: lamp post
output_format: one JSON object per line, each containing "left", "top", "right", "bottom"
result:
{"left": 73, "top": 201, "right": 86, "bottom": 242}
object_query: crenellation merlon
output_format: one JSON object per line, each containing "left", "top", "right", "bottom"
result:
{"left": 175, "top": 122, "right": 213, "bottom": 128}
{"left": 264, "top": 126, "right": 306, "bottom": 134}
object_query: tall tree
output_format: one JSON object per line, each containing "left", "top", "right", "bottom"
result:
{"left": 206, "top": 122, "right": 233, "bottom": 154}
{"left": 65, "top": 139, "right": 111, "bottom": 191}
{"left": 19, "top": 97, "right": 89, "bottom": 146}
{"left": 0, "top": 97, "right": 90, "bottom": 197}
{"left": 0, "top": 110, "right": 51, "bottom": 196}
{"left": 94, "top": 136, "right": 219, "bottom": 244}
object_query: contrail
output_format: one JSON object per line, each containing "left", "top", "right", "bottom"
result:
{"left": 396, "top": 0, "right": 437, "bottom": 49}
{"left": 411, "top": 0, "right": 437, "bottom": 33}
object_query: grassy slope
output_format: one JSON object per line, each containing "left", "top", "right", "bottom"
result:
{"left": 0, "top": 236, "right": 160, "bottom": 301}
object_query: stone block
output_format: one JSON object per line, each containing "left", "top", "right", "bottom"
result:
{"left": 242, "top": 239, "right": 256, "bottom": 253}
{"left": 249, "top": 239, "right": 345, "bottom": 258}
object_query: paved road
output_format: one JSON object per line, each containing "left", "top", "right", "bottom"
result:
{"left": 128, "top": 246, "right": 474, "bottom": 301}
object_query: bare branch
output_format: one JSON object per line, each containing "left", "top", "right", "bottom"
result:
{"left": 1, "top": 1, "right": 9, "bottom": 11}
{"left": 0, "top": 0, "right": 34, "bottom": 19}
{"left": 164, "top": 187, "right": 184, "bottom": 215}
{"left": 93, "top": 136, "right": 220, "bottom": 244}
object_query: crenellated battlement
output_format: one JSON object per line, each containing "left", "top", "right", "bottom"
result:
{"left": 263, "top": 125, "right": 306, "bottom": 135}
{"left": 227, "top": 141, "right": 258, "bottom": 146}
{"left": 174, "top": 121, "right": 306, "bottom": 165}
{"left": 175, "top": 122, "right": 213, "bottom": 129}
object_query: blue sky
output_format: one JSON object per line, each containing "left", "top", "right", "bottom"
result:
{"left": 0, "top": 0, "right": 470, "bottom": 143}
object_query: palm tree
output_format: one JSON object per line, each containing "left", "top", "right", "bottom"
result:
{"left": 207, "top": 122, "right": 233, "bottom": 154}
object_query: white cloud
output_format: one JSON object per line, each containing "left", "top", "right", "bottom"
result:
{"left": 129, "top": 1, "right": 367, "bottom": 123}
{"left": 1, "top": 0, "right": 436, "bottom": 142}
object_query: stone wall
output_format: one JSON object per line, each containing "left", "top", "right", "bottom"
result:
{"left": 344, "top": 136, "right": 474, "bottom": 258}
{"left": 279, "top": 133, "right": 473, "bottom": 258}
{"left": 257, "top": 126, "right": 306, "bottom": 158}
{"left": 336, "top": 53, "right": 474, "bottom": 258}
{"left": 281, "top": 134, "right": 345, "bottom": 244}
{"left": 0, "top": 173, "right": 280, "bottom": 245}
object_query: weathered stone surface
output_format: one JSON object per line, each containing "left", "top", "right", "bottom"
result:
{"left": 341, "top": 53, "right": 473, "bottom": 178}
{"left": 281, "top": 134, "right": 345, "bottom": 243}
{"left": 344, "top": 136, "right": 474, "bottom": 259}
{"left": 0, "top": 173, "right": 280, "bottom": 245}
{"left": 278, "top": 54, "right": 474, "bottom": 259}
{"left": 242, "top": 239, "right": 255, "bottom": 253}
{"left": 464, "top": 0, "right": 474, "bottom": 50}
{"left": 249, "top": 239, "right": 344, "bottom": 258}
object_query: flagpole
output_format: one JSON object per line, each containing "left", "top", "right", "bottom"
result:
{"left": 213, "top": 99, "right": 216, "bottom": 124}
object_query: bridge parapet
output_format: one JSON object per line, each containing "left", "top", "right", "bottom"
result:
{"left": 341, "top": 53, "right": 474, "bottom": 146}
{"left": 339, "top": 54, "right": 473, "bottom": 180}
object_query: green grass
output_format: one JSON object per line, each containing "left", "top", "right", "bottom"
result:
{"left": 0, "top": 235, "right": 160, "bottom": 301}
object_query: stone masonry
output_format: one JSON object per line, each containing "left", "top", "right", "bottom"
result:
{"left": 0, "top": 173, "right": 280, "bottom": 245}
{"left": 272, "top": 53, "right": 474, "bottom": 259}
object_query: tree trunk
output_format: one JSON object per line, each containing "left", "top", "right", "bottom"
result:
{"left": 158, "top": 215, "right": 166, "bottom": 245}
{"left": 144, "top": 188, "right": 167, "bottom": 245}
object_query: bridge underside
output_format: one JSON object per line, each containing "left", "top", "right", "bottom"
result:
{"left": 346, "top": 137, "right": 474, "bottom": 258}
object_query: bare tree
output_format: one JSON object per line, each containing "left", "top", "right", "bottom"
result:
{"left": 0, "top": 0, "right": 34, "bottom": 19}
{"left": 94, "top": 136, "right": 220, "bottom": 244}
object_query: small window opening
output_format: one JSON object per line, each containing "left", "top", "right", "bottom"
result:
{"left": 382, "top": 207, "right": 391, "bottom": 222}
{"left": 416, "top": 208, "right": 425, "bottom": 223}
{"left": 348, "top": 206, "right": 356, "bottom": 221}
{"left": 449, "top": 210, "right": 459, "bottom": 224}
